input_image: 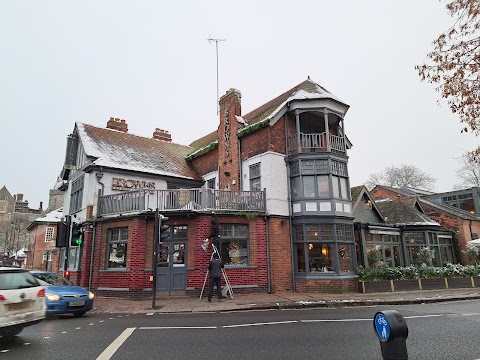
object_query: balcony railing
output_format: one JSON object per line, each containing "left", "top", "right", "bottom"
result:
{"left": 98, "top": 188, "right": 266, "bottom": 216}
{"left": 288, "top": 132, "right": 346, "bottom": 155}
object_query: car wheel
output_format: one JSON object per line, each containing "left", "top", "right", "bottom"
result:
{"left": 73, "top": 311, "right": 86, "bottom": 317}
{"left": 1, "top": 326, "right": 23, "bottom": 340}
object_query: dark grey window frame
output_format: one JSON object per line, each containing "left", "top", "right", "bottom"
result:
{"left": 69, "top": 175, "right": 84, "bottom": 214}
{"left": 107, "top": 227, "right": 128, "bottom": 269}
{"left": 218, "top": 224, "right": 249, "bottom": 266}
{"left": 249, "top": 163, "right": 261, "bottom": 191}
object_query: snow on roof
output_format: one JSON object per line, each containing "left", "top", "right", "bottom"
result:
{"left": 76, "top": 123, "right": 202, "bottom": 181}
{"left": 34, "top": 208, "right": 63, "bottom": 223}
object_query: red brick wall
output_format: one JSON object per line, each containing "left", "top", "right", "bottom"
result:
{"left": 268, "top": 217, "right": 293, "bottom": 292}
{"left": 295, "top": 278, "right": 357, "bottom": 293}
{"left": 28, "top": 223, "right": 60, "bottom": 271}
{"left": 370, "top": 186, "right": 401, "bottom": 201}
{"left": 218, "top": 90, "right": 242, "bottom": 191}
{"left": 186, "top": 215, "right": 269, "bottom": 295}
{"left": 189, "top": 147, "right": 219, "bottom": 177}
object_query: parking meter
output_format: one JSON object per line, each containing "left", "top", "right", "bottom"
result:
{"left": 373, "top": 310, "right": 408, "bottom": 360}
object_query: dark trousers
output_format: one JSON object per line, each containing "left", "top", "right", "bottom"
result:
{"left": 208, "top": 276, "right": 222, "bottom": 300}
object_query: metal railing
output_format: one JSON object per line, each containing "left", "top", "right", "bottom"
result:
{"left": 288, "top": 132, "right": 346, "bottom": 155}
{"left": 98, "top": 188, "right": 266, "bottom": 216}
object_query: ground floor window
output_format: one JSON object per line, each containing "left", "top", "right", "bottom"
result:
{"left": 59, "top": 247, "right": 81, "bottom": 270}
{"left": 293, "top": 223, "right": 355, "bottom": 275}
{"left": 364, "top": 233, "right": 402, "bottom": 268}
{"left": 107, "top": 227, "right": 128, "bottom": 269}
{"left": 219, "top": 224, "right": 249, "bottom": 265}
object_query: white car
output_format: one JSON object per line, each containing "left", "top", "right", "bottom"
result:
{"left": 0, "top": 267, "right": 46, "bottom": 339}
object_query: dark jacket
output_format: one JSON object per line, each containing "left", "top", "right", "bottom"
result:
{"left": 208, "top": 258, "right": 224, "bottom": 278}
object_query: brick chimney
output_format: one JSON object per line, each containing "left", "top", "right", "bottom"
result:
{"left": 15, "top": 194, "right": 24, "bottom": 201}
{"left": 106, "top": 117, "right": 128, "bottom": 133}
{"left": 152, "top": 128, "right": 172, "bottom": 142}
{"left": 218, "top": 88, "right": 242, "bottom": 191}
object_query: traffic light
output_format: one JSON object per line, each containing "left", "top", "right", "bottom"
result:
{"left": 159, "top": 215, "right": 170, "bottom": 242}
{"left": 64, "top": 270, "right": 71, "bottom": 280}
{"left": 56, "top": 219, "right": 69, "bottom": 248}
{"left": 70, "top": 222, "right": 84, "bottom": 247}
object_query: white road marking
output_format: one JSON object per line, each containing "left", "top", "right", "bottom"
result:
{"left": 75, "top": 327, "right": 81, "bottom": 330}
{"left": 1, "top": 350, "right": 9, "bottom": 353}
{"left": 109, "top": 318, "right": 113, "bottom": 320}
{"left": 24, "top": 343, "right": 31, "bottom": 345}
{"left": 61, "top": 331, "right": 67, "bottom": 334}
{"left": 404, "top": 314, "right": 445, "bottom": 319}
{"left": 44, "top": 336, "right": 50, "bottom": 339}
{"left": 223, "top": 321, "right": 297, "bottom": 328}
{"left": 146, "top": 313, "right": 154, "bottom": 316}
{"left": 140, "top": 326, "right": 217, "bottom": 330}
{"left": 99, "top": 320, "right": 104, "bottom": 323}
{"left": 302, "top": 318, "right": 371, "bottom": 323}
{"left": 96, "top": 327, "right": 136, "bottom": 360}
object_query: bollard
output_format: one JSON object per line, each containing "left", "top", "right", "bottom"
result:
{"left": 373, "top": 310, "right": 408, "bottom": 360}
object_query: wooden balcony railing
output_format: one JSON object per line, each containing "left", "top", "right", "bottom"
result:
{"left": 288, "top": 132, "right": 346, "bottom": 155}
{"left": 98, "top": 188, "right": 266, "bottom": 216}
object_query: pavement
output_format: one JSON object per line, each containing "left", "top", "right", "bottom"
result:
{"left": 90, "top": 287, "right": 480, "bottom": 314}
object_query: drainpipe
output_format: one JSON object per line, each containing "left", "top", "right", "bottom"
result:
{"left": 89, "top": 168, "right": 104, "bottom": 292}
{"left": 264, "top": 215, "right": 271, "bottom": 293}
{"left": 283, "top": 113, "right": 296, "bottom": 291}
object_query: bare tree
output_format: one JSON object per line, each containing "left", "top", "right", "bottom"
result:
{"left": 416, "top": 0, "right": 480, "bottom": 160}
{"left": 366, "top": 165, "right": 436, "bottom": 191}
{"left": 454, "top": 153, "right": 480, "bottom": 189}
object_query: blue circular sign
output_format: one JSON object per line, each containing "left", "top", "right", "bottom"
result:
{"left": 374, "top": 313, "right": 390, "bottom": 342}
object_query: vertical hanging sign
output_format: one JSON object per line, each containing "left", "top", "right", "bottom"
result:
{"left": 64, "top": 134, "right": 79, "bottom": 170}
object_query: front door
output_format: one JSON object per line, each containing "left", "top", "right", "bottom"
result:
{"left": 156, "top": 241, "right": 186, "bottom": 294}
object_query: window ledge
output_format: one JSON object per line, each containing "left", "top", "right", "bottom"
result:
{"left": 100, "top": 268, "right": 128, "bottom": 272}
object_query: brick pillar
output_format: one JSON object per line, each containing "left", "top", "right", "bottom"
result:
{"left": 130, "top": 217, "right": 147, "bottom": 291}
{"left": 187, "top": 215, "right": 214, "bottom": 290}
{"left": 79, "top": 221, "right": 94, "bottom": 288}
{"left": 218, "top": 89, "right": 242, "bottom": 191}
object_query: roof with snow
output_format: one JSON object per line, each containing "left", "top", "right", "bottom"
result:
{"left": 188, "top": 78, "right": 348, "bottom": 153}
{"left": 77, "top": 123, "right": 203, "bottom": 182}
{"left": 34, "top": 208, "right": 64, "bottom": 223}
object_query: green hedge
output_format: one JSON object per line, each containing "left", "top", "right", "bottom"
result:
{"left": 357, "top": 263, "right": 480, "bottom": 282}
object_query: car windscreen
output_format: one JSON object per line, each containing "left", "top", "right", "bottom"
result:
{"left": 32, "top": 273, "right": 73, "bottom": 286}
{"left": 0, "top": 270, "right": 41, "bottom": 290}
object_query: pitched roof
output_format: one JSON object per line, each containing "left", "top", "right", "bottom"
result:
{"left": 350, "top": 185, "right": 364, "bottom": 205}
{"left": 419, "top": 197, "right": 480, "bottom": 221}
{"left": 188, "top": 78, "right": 347, "bottom": 153}
{"left": 77, "top": 123, "right": 202, "bottom": 181}
{"left": 375, "top": 198, "right": 439, "bottom": 226}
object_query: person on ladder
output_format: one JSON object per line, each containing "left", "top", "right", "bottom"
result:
{"left": 208, "top": 252, "right": 224, "bottom": 302}
{"left": 210, "top": 211, "right": 220, "bottom": 251}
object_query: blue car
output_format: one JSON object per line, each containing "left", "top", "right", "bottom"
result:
{"left": 30, "top": 271, "right": 94, "bottom": 317}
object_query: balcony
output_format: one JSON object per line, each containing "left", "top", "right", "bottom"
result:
{"left": 97, "top": 188, "right": 266, "bottom": 216}
{"left": 288, "top": 132, "right": 346, "bottom": 155}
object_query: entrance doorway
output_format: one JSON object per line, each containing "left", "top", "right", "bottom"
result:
{"left": 156, "top": 241, "right": 186, "bottom": 294}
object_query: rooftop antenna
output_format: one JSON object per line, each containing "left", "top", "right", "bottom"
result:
{"left": 207, "top": 37, "right": 226, "bottom": 114}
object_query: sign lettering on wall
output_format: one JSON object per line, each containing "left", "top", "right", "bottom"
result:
{"left": 112, "top": 178, "right": 156, "bottom": 191}
{"left": 64, "top": 134, "right": 79, "bottom": 170}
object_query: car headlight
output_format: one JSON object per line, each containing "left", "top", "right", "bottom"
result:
{"left": 46, "top": 293, "right": 61, "bottom": 301}
{"left": 88, "top": 292, "right": 95, "bottom": 300}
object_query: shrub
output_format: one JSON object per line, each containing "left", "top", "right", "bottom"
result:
{"left": 356, "top": 263, "right": 480, "bottom": 281}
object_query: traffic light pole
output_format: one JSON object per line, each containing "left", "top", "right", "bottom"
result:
{"left": 63, "top": 216, "right": 71, "bottom": 276}
{"left": 151, "top": 208, "right": 160, "bottom": 309}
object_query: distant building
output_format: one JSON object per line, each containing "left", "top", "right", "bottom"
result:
{"left": 26, "top": 208, "right": 63, "bottom": 271}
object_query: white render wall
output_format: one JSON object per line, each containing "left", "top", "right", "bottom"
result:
{"left": 203, "top": 170, "right": 219, "bottom": 189}
{"left": 65, "top": 170, "right": 167, "bottom": 222}
{"left": 242, "top": 151, "right": 289, "bottom": 216}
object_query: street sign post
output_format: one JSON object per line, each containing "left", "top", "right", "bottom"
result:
{"left": 373, "top": 310, "right": 409, "bottom": 360}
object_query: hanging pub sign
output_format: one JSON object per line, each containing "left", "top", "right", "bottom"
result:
{"left": 111, "top": 177, "right": 156, "bottom": 191}
{"left": 64, "top": 134, "right": 79, "bottom": 170}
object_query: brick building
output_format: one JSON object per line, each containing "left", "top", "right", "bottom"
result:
{"left": 26, "top": 208, "right": 64, "bottom": 271}
{"left": 54, "top": 78, "right": 358, "bottom": 298}
{"left": 370, "top": 185, "right": 480, "bottom": 265}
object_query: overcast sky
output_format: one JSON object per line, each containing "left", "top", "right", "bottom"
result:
{"left": 1, "top": 1, "right": 478, "bottom": 210}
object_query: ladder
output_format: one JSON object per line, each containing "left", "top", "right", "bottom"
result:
{"left": 199, "top": 242, "right": 234, "bottom": 300}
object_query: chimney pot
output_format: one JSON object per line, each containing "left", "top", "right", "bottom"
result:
{"left": 121, "top": 119, "right": 126, "bottom": 123}
{"left": 115, "top": 118, "right": 120, "bottom": 122}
